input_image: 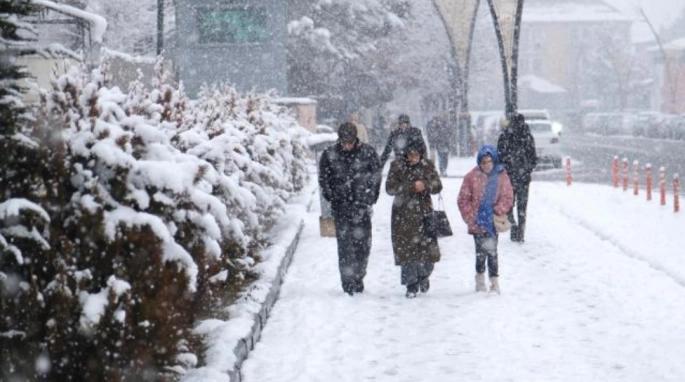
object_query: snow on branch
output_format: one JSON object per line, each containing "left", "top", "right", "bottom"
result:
{"left": 104, "top": 207, "right": 199, "bottom": 292}
{"left": 0, "top": 198, "right": 50, "bottom": 223}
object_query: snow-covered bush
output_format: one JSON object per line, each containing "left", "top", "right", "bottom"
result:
{"left": 0, "top": 57, "right": 310, "bottom": 379}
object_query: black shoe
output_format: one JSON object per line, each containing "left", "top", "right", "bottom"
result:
{"left": 342, "top": 282, "right": 355, "bottom": 296}
{"left": 406, "top": 283, "right": 419, "bottom": 298}
{"left": 419, "top": 278, "right": 430, "bottom": 293}
{"left": 354, "top": 280, "right": 364, "bottom": 293}
{"left": 510, "top": 225, "right": 520, "bottom": 242}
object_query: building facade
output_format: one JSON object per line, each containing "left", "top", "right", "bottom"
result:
{"left": 518, "top": 0, "right": 636, "bottom": 118}
{"left": 655, "top": 37, "right": 685, "bottom": 114}
{"left": 175, "top": 0, "right": 287, "bottom": 97}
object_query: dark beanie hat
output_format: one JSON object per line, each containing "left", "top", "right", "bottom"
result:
{"left": 398, "top": 114, "right": 411, "bottom": 124}
{"left": 405, "top": 135, "right": 426, "bottom": 157}
{"left": 337, "top": 122, "right": 357, "bottom": 143}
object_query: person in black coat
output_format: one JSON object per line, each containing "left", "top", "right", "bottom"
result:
{"left": 319, "top": 123, "right": 382, "bottom": 295}
{"left": 425, "top": 114, "right": 451, "bottom": 176}
{"left": 496, "top": 113, "right": 537, "bottom": 243}
{"left": 380, "top": 114, "right": 427, "bottom": 169}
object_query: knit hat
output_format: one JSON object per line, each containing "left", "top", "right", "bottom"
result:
{"left": 337, "top": 122, "right": 357, "bottom": 143}
{"left": 405, "top": 135, "right": 426, "bottom": 157}
{"left": 398, "top": 114, "right": 411, "bottom": 124}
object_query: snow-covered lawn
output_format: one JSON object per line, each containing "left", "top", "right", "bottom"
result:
{"left": 241, "top": 157, "right": 685, "bottom": 382}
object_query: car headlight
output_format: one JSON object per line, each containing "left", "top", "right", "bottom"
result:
{"left": 552, "top": 121, "right": 563, "bottom": 135}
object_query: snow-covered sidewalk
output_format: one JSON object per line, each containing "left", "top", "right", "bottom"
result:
{"left": 241, "top": 157, "right": 685, "bottom": 382}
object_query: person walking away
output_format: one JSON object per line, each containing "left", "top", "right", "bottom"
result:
{"left": 496, "top": 113, "right": 537, "bottom": 243}
{"left": 457, "top": 145, "right": 513, "bottom": 294}
{"left": 426, "top": 113, "right": 452, "bottom": 176}
{"left": 319, "top": 123, "right": 382, "bottom": 295}
{"left": 380, "top": 114, "right": 427, "bottom": 169}
{"left": 370, "top": 107, "right": 388, "bottom": 153}
{"left": 386, "top": 138, "right": 443, "bottom": 298}
{"left": 348, "top": 112, "right": 369, "bottom": 144}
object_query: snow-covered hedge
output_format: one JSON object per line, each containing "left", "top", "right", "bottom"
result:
{"left": 0, "top": 61, "right": 310, "bottom": 379}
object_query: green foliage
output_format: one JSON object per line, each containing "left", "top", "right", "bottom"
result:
{"left": 0, "top": 0, "right": 37, "bottom": 134}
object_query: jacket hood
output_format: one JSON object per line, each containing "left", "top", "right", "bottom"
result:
{"left": 477, "top": 145, "right": 499, "bottom": 164}
{"left": 477, "top": 145, "right": 504, "bottom": 173}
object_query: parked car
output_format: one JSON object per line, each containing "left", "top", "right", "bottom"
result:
{"left": 610, "top": 113, "right": 635, "bottom": 136}
{"left": 519, "top": 109, "right": 552, "bottom": 122}
{"left": 473, "top": 111, "right": 504, "bottom": 147}
{"left": 635, "top": 112, "right": 668, "bottom": 138}
{"left": 474, "top": 109, "right": 553, "bottom": 148}
{"left": 528, "top": 120, "right": 563, "bottom": 169}
{"left": 661, "top": 114, "right": 685, "bottom": 140}
{"left": 674, "top": 115, "right": 685, "bottom": 141}
{"left": 582, "top": 112, "right": 634, "bottom": 136}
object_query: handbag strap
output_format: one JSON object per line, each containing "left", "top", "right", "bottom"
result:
{"left": 436, "top": 193, "right": 445, "bottom": 211}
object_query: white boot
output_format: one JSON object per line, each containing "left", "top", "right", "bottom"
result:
{"left": 475, "top": 273, "right": 487, "bottom": 292}
{"left": 489, "top": 277, "right": 500, "bottom": 295}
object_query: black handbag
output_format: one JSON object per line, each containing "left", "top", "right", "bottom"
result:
{"left": 423, "top": 195, "right": 453, "bottom": 239}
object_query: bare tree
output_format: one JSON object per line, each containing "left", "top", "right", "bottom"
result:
{"left": 638, "top": 7, "right": 681, "bottom": 112}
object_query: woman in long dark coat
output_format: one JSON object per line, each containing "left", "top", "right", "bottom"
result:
{"left": 386, "top": 139, "right": 443, "bottom": 298}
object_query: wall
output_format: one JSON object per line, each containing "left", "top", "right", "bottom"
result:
{"left": 17, "top": 55, "right": 79, "bottom": 103}
{"left": 661, "top": 56, "right": 685, "bottom": 114}
{"left": 274, "top": 98, "right": 318, "bottom": 132}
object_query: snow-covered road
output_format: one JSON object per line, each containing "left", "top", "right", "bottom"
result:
{"left": 241, "top": 158, "right": 685, "bottom": 382}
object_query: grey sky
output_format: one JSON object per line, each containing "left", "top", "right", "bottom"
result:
{"left": 606, "top": 0, "right": 684, "bottom": 29}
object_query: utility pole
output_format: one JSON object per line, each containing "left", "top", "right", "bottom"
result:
{"left": 157, "top": 0, "right": 164, "bottom": 55}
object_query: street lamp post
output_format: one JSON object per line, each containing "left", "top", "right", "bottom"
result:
{"left": 432, "top": 0, "right": 481, "bottom": 157}
{"left": 157, "top": 0, "right": 164, "bottom": 55}
{"left": 485, "top": 0, "right": 525, "bottom": 118}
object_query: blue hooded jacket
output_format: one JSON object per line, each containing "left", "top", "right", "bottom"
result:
{"left": 475, "top": 145, "right": 505, "bottom": 236}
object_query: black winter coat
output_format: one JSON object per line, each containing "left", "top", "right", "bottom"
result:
{"left": 426, "top": 116, "right": 451, "bottom": 151}
{"left": 497, "top": 122, "right": 537, "bottom": 184}
{"left": 319, "top": 139, "right": 382, "bottom": 211}
{"left": 380, "top": 126, "right": 426, "bottom": 166}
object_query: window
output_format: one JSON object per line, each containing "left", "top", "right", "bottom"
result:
{"left": 197, "top": 7, "right": 268, "bottom": 44}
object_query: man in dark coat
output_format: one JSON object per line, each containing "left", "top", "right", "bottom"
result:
{"left": 496, "top": 113, "right": 537, "bottom": 243}
{"left": 319, "top": 122, "right": 382, "bottom": 295}
{"left": 425, "top": 114, "right": 451, "bottom": 176}
{"left": 380, "top": 114, "right": 427, "bottom": 168}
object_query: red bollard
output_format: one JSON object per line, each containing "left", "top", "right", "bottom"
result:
{"left": 566, "top": 157, "right": 572, "bottom": 186}
{"left": 633, "top": 160, "right": 639, "bottom": 196}
{"left": 612, "top": 156, "right": 619, "bottom": 188}
{"left": 675, "top": 174, "right": 680, "bottom": 213}
{"left": 622, "top": 158, "right": 629, "bottom": 191}
{"left": 660, "top": 167, "right": 667, "bottom": 206}
{"left": 646, "top": 164, "right": 652, "bottom": 201}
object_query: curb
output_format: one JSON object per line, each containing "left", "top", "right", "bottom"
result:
{"left": 228, "top": 219, "right": 304, "bottom": 381}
